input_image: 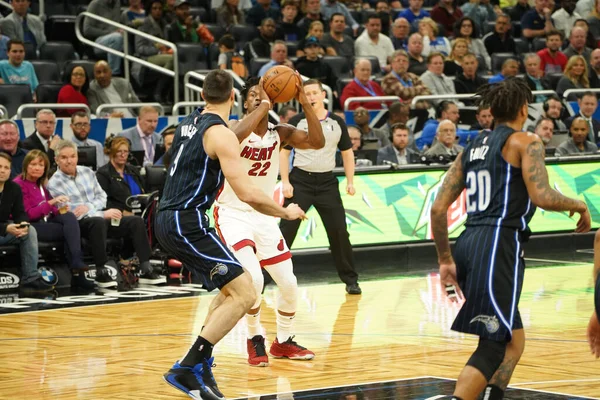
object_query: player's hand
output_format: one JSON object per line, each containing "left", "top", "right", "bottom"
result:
{"left": 346, "top": 183, "right": 355, "bottom": 196}
{"left": 439, "top": 261, "right": 464, "bottom": 303}
{"left": 283, "top": 203, "right": 306, "bottom": 220}
{"left": 570, "top": 204, "right": 591, "bottom": 233}
{"left": 587, "top": 311, "right": 600, "bottom": 358}
{"left": 257, "top": 77, "right": 272, "bottom": 108}
{"left": 294, "top": 72, "right": 309, "bottom": 105}
{"left": 282, "top": 182, "right": 294, "bottom": 198}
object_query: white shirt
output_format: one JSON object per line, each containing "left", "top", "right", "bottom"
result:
{"left": 551, "top": 8, "right": 581, "bottom": 38}
{"left": 102, "top": 84, "right": 134, "bottom": 118}
{"left": 354, "top": 31, "right": 395, "bottom": 68}
{"left": 393, "top": 146, "right": 408, "bottom": 165}
{"left": 137, "top": 124, "right": 155, "bottom": 166}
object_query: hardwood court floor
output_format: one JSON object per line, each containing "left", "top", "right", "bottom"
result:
{"left": 0, "top": 264, "right": 598, "bottom": 399}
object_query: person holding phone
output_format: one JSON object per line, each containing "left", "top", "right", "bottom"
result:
{"left": 0, "top": 152, "right": 52, "bottom": 291}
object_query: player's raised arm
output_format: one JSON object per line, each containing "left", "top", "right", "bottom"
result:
{"left": 206, "top": 125, "right": 305, "bottom": 221}
{"left": 229, "top": 78, "right": 272, "bottom": 143}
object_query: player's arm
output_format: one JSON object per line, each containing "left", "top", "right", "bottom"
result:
{"left": 280, "top": 148, "right": 294, "bottom": 198}
{"left": 517, "top": 133, "right": 590, "bottom": 232}
{"left": 430, "top": 152, "right": 466, "bottom": 264}
{"left": 206, "top": 125, "right": 304, "bottom": 220}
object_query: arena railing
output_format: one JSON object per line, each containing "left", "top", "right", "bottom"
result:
{"left": 172, "top": 101, "right": 206, "bottom": 116}
{"left": 96, "top": 103, "right": 165, "bottom": 116}
{"left": 562, "top": 88, "right": 600, "bottom": 100}
{"left": 0, "top": 105, "right": 8, "bottom": 118}
{"left": 183, "top": 71, "right": 243, "bottom": 116}
{"left": 75, "top": 11, "right": 179, "bottom": 104}
{"left": 16, "top": 103, "right": 91, "bottom": 119}
{"left": 344, "top": 96, "right": 401, "bottom": 111}
{"left": 410, "top": 91, "right": 557, "bottom": 106}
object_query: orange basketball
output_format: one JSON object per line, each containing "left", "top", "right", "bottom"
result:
{"left": 262, "top": 65, "right": 298, "bottom": 103}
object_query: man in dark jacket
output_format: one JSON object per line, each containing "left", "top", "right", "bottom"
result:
{"left": 21, "top": 109, "right": 59, "bottom": 166}
{"left": 294, "top": 37, "right": 337, "bottom": 93}
{"left": 166, "top": 0, "right": 200, "bottom": 43}
{"left": 483, "top": 14, "right": 516, "bottom": 55}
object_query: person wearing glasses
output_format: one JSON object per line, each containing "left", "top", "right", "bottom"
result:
{"left": 57, "top": 64, "right": 90, "bottom": 118}
{"left": 21, "top": 109, "right": 59, "bottom": 166}
{"left": 70, "top": 111, "right": 107, "bottom": 170}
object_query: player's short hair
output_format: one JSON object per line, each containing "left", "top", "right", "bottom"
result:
{"left": 241, "top": 77, "right": 260, "bottom": 113}
{"left": 203, "top": 70, "right": 233, "bottom": 105}
{"left": 476, "top": 78, "right": 532, "bottom": 124}
{"left": 303, "top": 79, "right": 323, "bottom": 91}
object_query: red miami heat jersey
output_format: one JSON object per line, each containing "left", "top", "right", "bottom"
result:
{"left": 216, "top": 123, "right": 280, "bottom": 211}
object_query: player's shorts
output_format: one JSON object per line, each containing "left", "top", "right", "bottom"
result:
{"left": 452, "top": 225, "right": 525, "bottom": 342}
{"left": 213, "top": 205, "right": 291, "bottom": 268}
{"left": 155, "top": 209, "right": 244, "bottom": 292}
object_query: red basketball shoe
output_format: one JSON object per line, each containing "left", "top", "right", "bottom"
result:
{"left": 247, "top": 335, "right": 269, "bottom": 367}
{"left": 269, "top": 336, "right": 315, "bottom": 360}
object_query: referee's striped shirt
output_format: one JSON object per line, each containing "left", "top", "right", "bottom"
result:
{"left": 286, "top": 112, "right": 352, "bottom": 173}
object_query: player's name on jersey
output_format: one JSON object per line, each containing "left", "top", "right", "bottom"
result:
{"left": 240, "top": 141, "right": 278, "bottom": 161}
{"left": 180, "top": 124, "right": 198, "bottom": 139}
{"left": 469, "top": 145, "right": 489, "bottom": 162}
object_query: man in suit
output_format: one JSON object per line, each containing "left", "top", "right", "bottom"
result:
{"left": 522, "top": 53, "right": 551, "bottom": 103}
{"left": 377, "top": 123, "right": 419, "bottom": 165}
{"left": 0, "top": 0, "right": 46, "bottom": 51}
{"left": 87, "top": 61, "right": 140, "bottom": 118}
{"left": 565, "top": 91, "right": 600, "bottom": 145}
{"left": 118, "top": 106, "right": 163, "bottom": 166}
{"left": 424, "top": 119, "right": 463, "bottom": 158}
{"left": 21, "top": 109, "right": 59, "bottom": 164}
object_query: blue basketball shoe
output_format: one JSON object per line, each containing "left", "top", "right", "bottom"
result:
{"left": 163, "top": 357, "right": 225, "bottom": 400}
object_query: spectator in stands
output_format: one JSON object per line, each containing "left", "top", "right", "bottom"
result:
{"left": 552, "top": 0, "right": 581, "bottom": 38}
{"left": 57, "top": 64, "right": 90, "bottom": 118}
{"left": 509, "top": 0, "right": 531, "bottom": 23}
{"left": 420, "top": 17, "right": 451, "bottom": 56}
{"left": 483, "top": 14, "right": 516, "bottom": 55}
{"left": 278, "top": 106, "right": 298, "bottom": 124}
{"left": 460, "top": 0, "right": 499, "bottom": 33}
{"left": 588, "top": 2, "right": 600, "bottom": 40}
{"left": 118, "top": 106, "right": 162, "bottom": 166}
{"left": 454, "top": 53, "right": 488, "bottom": 97}
{"left": 406, "top": 33, "right": 427, "bottom": 75}
{"left": 431, "top": 0, "right": 463, "bottom": 37}
{"left": 443, "top": 38, "right": 468, "bottom": 76}
{"left": 563, "top": 27, "right": 593, "bottom": 63}
{"left": 154, "top": 125, "right": 176, "bottom": 166}
{"left": 521, "top": 0, "right": 555, "bottom": 40}
{"left": 399, "top": 0, "right": 430, "bottom": 24}
{"left": 424, "top": 119, "right": 463, "bottom": 157}
{"left": 13, "top": 150, "right": 93, "bottom": 288}
{"left": 166, "top": 0, "right": 202, "bottom": 43}
{"left": 348, "top": 126, "right": 362, "bottom": 151}
{"left": 0, "top": 0, "right": 46, "bottom": 51}
{"left": 420, "top": 52, "right": 458, "bottom": 104}
{"left": 321, "top": 13, "right": 355, "bottom": 59}
{"left": 534, "top": 117, "right": 554, "bottom": 146}
{"left": 390, "top": 18, "right": 410, "bottom": 50}
{"left": 163, "top": 0, "right": 177, "bottom": 23}
{"left": 565, "top": 91, "right": 600, "bottom": 144}
{"left": 321, "top": 0, "right": 360, "bottom": 35}
{"left": 258, "top": 40, "right": 294, "bottom": 76}
{"left": 297, "top": 21, "right": 329, "bottom": 56}
{"left": 217, "top": 0, "right": 246, "bottom": 29}
{"left": 556, "top": 116, "right": 599, "bottom": 155}
{"left": 354, "top": 15, "right": 395, "bottom": 72}
{"left": 382, "top": 50, "right": 431, "bottom": 105}
{"left": 470, "top": 105, "right": 493, "bottom": 130}
{"left": 244, "top": 18, "right": 277, "bottom": 62}
{"left": 277, "top": 0, "right": 302, "bottom": 41}
{"left": 589, "top": 49, "right": 600, "bottom": 88}
{"left": 417, "top": 101, "right": 478, "bottom": 149}
{"left": 297, "top": 0, "right": 329, "bottom": 35}
{"left": 573, "top": 19, "right": 598, "bottom": 50}
{"left": 382, "top": 102, "right": 412, "bottom": 138}
{"left": 295, "top": 36, "right": 338, "bottom": 91}
{"left": 0, "top": 120, "right": 27, "bottom": 178}
{"left": 0, "top": 28, "right": 9, "bottom": 61}
{"left": 212, "top": 0, "right": 252, "bottom": 14}
{"left": 0, "top": 152, "right": 50, "bottom": 291}
{"left": 523, "top": 53, "right": 551, "bottom": 103}
{"left": 87, "top": 60, "right": 140, "bottom": 118}
{"left": 578, "top": 0, "right": 595, "bottom": 19}
{"left": 537, "top": 30, "right": 568, "bottom": 74}
{"left": 340, "top": 59, "right": 386, "bottom": 110}
{"left": 375, "top": 0, "right": 393, "bottom": 37}
{"left": 535, "top": 95, "right": 568, "bottom": 131}
{"left": 354, "top": 107, "right": 391, "bottom": 149}
{"left": 246, "top": 0, "right": 282, "bottom": 27}
{"left": 333, "top": 109, "right": 346, "bottom": 121}
{"left": 21, "top": 109, "right": 59, "bottom": 163}
{"left": 84, "top": 0, "right": 124, "bottom": 76}
{"left": 377, "top": 123, "right": 419, "bottom": 165}
{"left": 0, "top": 39, "right": 38, "bottom": 97}
{"left": 70, "top": 111, "right": 107, "bottom": 170}
{"left": 121, "top": 0, "right": 146, "bottom": 28}
{"left": 135, "top": 0, "right": 173, "bottom": 104}
{"left": 488, "top": 58, "right": 519, "bottom": 83}
{"left": 454, "top": 16, "right": 491, "bottom": 71}
{"left": 557, "top": 55, "right": 590, "bottom": 100}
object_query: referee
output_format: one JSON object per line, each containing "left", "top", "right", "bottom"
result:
{"left": 279, "top": 79, "right": 361, "bottom": 295}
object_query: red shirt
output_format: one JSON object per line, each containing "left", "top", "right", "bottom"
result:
{"left": 430, "top": 5, "right": 463, "bottom": 38}
{"left": 537, "top": 48, "right": 568, "bottom": 75}
{"left": 57, "top": 84, "right": 89, "bottom": 117}
{"left": 340, "top": 79, "right": 387, "bottom": 111}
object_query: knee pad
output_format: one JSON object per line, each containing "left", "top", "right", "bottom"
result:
{"left": 265, "top": 259, "right": 297, "bottom": 313}
{"left": 466, "top": 338, "right": 507, "bottom": 381}
{"left": 233, "top": 247, "right": 263, "bottom": 307}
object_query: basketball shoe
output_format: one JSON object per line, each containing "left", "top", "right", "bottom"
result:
{"left": 269, "top": 336, "right": 315, "bottom": 360}
{"left": 247, "top": 335, "right": 269, "bottom": 367}
{"left": 163, "top": 357, "right": 224, "bottom": 400}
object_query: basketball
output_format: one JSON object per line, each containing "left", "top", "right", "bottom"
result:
{"left": 262, "top": 65, "right": 298, "bottom": 103}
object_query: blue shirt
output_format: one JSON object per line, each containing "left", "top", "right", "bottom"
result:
{"left": 398, "top": 8, "right": 430, "bottom": 24}
{"left": 258, "top": 60, "right": 277, "bottom": 77}
{"left": 0, "top": 60, "right": 38, "bottom": 93}
{"left": 48, "top": 166, "right": 107, "bottom": 219}
{"left": 488, "top": 74, "right": 506, "bottom": 84}
{"left": 416, "top": 119, "right": 479, "bottom": 150}
{"left": 124, "top": 173, "right": 142, "bottom": 196}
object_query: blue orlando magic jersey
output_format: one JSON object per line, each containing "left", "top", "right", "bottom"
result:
{"left": 461, "top": 124, "right": 536, "bottom": 231}
{"left": 159, "top": 110, "right": 226, "bottom": 212}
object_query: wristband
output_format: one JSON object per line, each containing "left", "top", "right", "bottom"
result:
{"left": 261, "top": 99, "right": 271, "bottom": 107}
{"left": 595, "top": 275, "right": 599, "bottom": 316}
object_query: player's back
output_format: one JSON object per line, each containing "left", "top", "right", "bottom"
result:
{"left": 159, "top": 110, "right": 227, "bottom": 212}
{"left": 461, "top": 124, "right": 536, "bottom": 231}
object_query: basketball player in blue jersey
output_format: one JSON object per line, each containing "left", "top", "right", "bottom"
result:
{"left": 156, "top": 70, "right": 306, "bottom": 400}
{"left": 431, "top": 78, "right": 591, "bottom": 400}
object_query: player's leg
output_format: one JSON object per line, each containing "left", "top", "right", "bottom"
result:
{"left": 483, "top": 328, "right": 525, "bottom": 399}
{"left": 279, "top": 169, "right": 315, "bottom": 248}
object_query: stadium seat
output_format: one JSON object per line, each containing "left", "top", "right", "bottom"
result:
{"left": 39, "top": 41, "right": 77, "bottom": 71}
{"left": 204, "top": 24, "right": 225, "bottom": 42}
{"left": 31, "top": 60, "right": 61, "bottom": 83}
{"left": 491, "top": 52, "right": 517, "bottom": 74}
{"left": 337, "top": 77, "right": 354, "bottom": 97}
{"left": 250, "top": 57, "right": 270, "bottom": 77}
{"left": 286, "top": 41, "right": 298, "bottom": 56}
{"left": 0, "top": 85, "right": 34, "bottom": 118}
{"left": 23, "top": 42, "right": 37, "bottom": 60}
{"left": 231, "top": 24, "right": 258, "bottom": 49}
{"left": 532, "top": 37, "right": 546, "bottom": 52}
{"left": 545, "top": 73, "right": 563, "bottom": 91}
{"left": 513, "top": 38, "right": 530, "bottom": 55}
{"left": 45, "top": 15, "right": 79, "bottom": 53}
{"left": 207, "top": 43, "right": 220, "bottom": 70}
{"left": 476, "top": 55, "right": 487, "bottom": 73}
{"left": 36, "top": 83, "right": 63, "bottom": 104}
{"left": 323, "top": 56, "right": 352, "bottom": 78}
{"left": 350, "top": 10, "right": 362, "bottom": 24}
{"left": 484, "top": 21, "right": 496, "bottom": 35}
{"left": 176, "top": 43, "right": 209, "bottom": 76}
{"left": 511, "top": 21, "right": 522, "bottom": 38}
{"left": 190, "top": 7, "right": 208, "bottom": 22}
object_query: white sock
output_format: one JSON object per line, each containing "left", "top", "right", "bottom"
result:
{"left": 246, "top": 311, "right": 263, "bottom": 339}
{"left": 276, "top": 311, "right": 294, "bottom": 343}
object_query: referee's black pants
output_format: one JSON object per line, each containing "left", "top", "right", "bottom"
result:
{"left": 279, "top": 168, "right": 359, "bottom": 285}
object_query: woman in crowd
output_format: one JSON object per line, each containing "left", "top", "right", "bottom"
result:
{"left": 444, "top": 38, "right": 469, "bottom": 76}
{"left": 297, "top": 21, "right": 329, "bottom": 57}
{"left": 557, "top": 55, "right": 590, "bottom": 101}
{"left": 217, "top": 0, "right": 246, "bottom": 30}
{"left": 13, "top": 150, "right": 93, "bottom": 289}
{"left": 420, "top": 17, "right": 451, "bottom": 56}
{"left": 453, "top": 16, "right": 490, "bottom": 72}
{"left": 56, "top": 64, "right": 89, "bottom": 118}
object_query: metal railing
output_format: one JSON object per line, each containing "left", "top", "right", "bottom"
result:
{"left": 16, "top": 103, "right": 90, "bottom": 119}
{"left": 96, "top": 103, "right": 165, "bottom": 116}
{"left": 0, "top": 105, "right": 8, "bottom": 118}
{"left": 183, "top": 71, "right": 243, "bottom": 116}
{"left": 411, "top": 90, "right": 557, "bottom": 106}
{"left": 75, "top": 12, "right": 179, "bottom": 104}
{"left": 344, "top": 96, "right": 401, "bottom": 111}
{"left": 172, "top": 102, "right": 206, "bottom": 116}
{"left": 563, "top": 88, "right": 600, "bottom": 100}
